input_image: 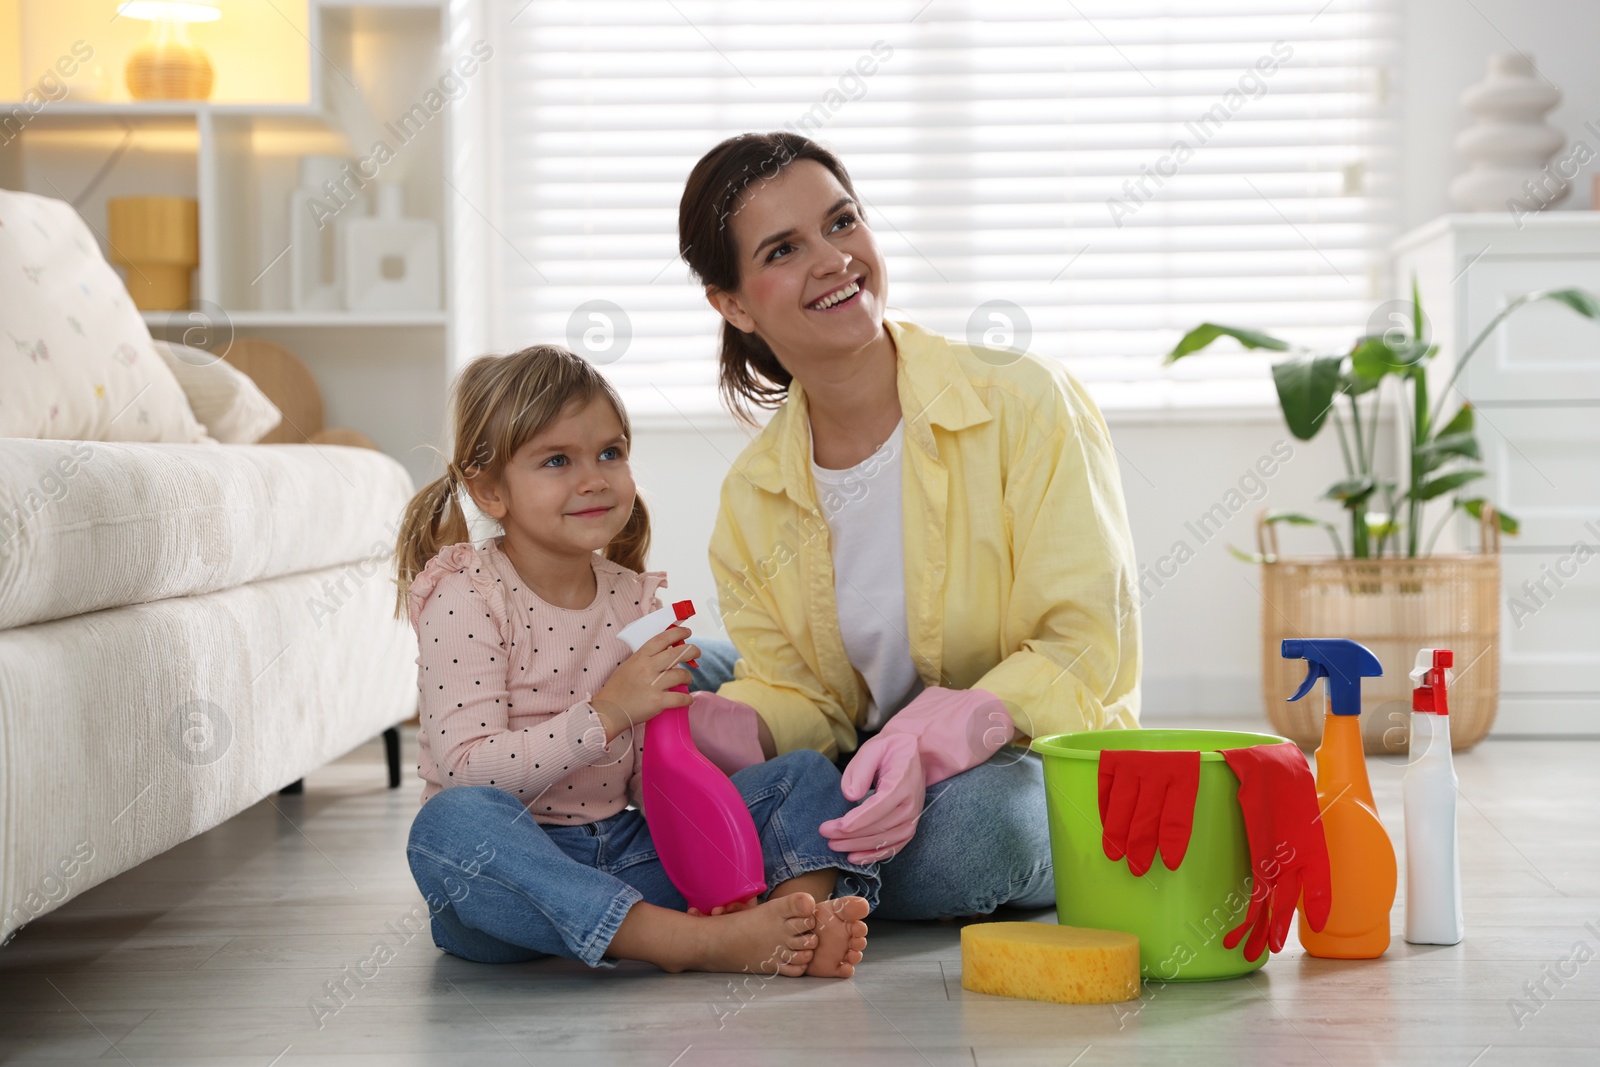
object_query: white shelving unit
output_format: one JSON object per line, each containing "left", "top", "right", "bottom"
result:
{"left": 1393, "top": 213, "right": 1600, "bottom": 738}
{"left": 0, "top": 0, "right": 457, "bottom": 489}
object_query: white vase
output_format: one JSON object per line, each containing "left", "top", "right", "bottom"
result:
{"left": 289, "top": 156, "right": 358, "bottom": 312}
{"left": 340, "top": 183, "right": 440, "bottom": 313}
{"left": 1448, "top": 53, "right": 1567, "bottom": 212}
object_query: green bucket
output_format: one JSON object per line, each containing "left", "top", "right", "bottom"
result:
{"left": 1031, "top": 728, "right": 1289, "bottom": 982}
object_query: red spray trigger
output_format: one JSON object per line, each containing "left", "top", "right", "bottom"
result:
{"left": 670, "top": 600, "right": 698, "bottom": 668}
{"left": 1411, "top": 648, "right": 1453, "bottom": 715}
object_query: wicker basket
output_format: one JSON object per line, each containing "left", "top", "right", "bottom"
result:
{"left": 1257, "top": 507, "right": 1501, "bottom": 754}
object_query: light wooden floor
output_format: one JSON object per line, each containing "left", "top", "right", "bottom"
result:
{"left": 3, "top": 722, "right": 1597, "bottom": 1066}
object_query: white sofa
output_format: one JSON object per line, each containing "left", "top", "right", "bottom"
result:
{"left": 0, "top": 188, "right": 420, "bottom": 943}
{"left": 0, "top": 438, "right": 420, "bottom": 942}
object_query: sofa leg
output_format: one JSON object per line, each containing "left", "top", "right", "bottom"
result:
{"left": 280, "top": 779, "right": 304, "bottom": 795}
{"left": 384, "top": 727, "right": 401, "bottom": 789}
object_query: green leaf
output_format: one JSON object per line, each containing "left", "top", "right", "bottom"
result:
{"left": 1412, "top": 275, "right": 1426, "bottom": 341}
{"left": 1340, "top": 366, "right": 1381, "bottom": 397}
{"left": 1543, "top": 288, "right": 1600, "bottom": 320}
{"left": 1438, "top": 402, "right": 1474, "bottom": 437}
{"left": 1415, "top": 469, "right": 1485, "bottom": 500}
{"left": 1263, "top": 510, "right": 1327, "bottom": 527}
{"left": 1227, "top": 543, "right": 1270, "bottom": 564}
{"left": 1350, "top": 336, "right": 1429, "bottom": 380}
{"left": 1166, "top": 323, "right": 1292, "bottom": 363}
{"left": 1272, "top": 353, "right": 1346, "bottom": 440}
{"left": 1459, "top": 497, "right": 1520, "bottom": 535}
{"left": 1349, "top": 337, "right": 1392, "bottom": 380}
{"left": 1415, "top": 431, "right": 1481, "bottom": 471}
{"left": 1325, "top": 475, "right": 1377, "bottom": 504}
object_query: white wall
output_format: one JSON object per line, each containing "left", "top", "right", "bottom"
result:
{"left": 1399, "top": 0, "right": 1600, "bottom": 229}
{"left": 625, "top": 0, "right": 1600, "bottom": 723}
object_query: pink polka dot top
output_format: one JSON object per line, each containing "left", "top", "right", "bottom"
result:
{"left": 407, "top": 538, "right": 667, "bottom": 825}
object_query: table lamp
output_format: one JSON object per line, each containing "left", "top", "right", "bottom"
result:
{"left": 117, "top": 1, "right": 221, "bottom": 100}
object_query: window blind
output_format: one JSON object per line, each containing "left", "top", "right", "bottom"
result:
{"left": 487, "top": 0, "right": 1397, "bottom": 416}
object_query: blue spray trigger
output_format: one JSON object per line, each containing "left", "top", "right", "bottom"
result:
{"left": 1281, "top": 638, "right": 1383, "bottom": 717}
{"left": 1288, "top": 659, "right": 1328, "bottom": 703}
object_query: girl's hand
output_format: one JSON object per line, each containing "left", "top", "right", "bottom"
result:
{"left": 688, "top": 896, "right": 759, "bottom": 917}
{"left": 592, "top": 624, "right": 699, "bottom": 740}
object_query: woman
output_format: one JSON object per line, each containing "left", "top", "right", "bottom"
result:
{"left": 678, "top": 132, "right": 1141, "bottom": 920}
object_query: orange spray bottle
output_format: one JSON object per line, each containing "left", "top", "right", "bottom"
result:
{"left": 1281, "top": 638, "right": 1396, "bottom": 958}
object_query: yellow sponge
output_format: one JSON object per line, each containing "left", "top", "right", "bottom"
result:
{"left": 960, "top": 922, "right": 1140, "bottom": 1004}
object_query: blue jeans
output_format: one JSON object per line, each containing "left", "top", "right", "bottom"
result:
{"left": 406, "top": 749, "right": 880, "bottom": 967}
{"left": 688, "top": 638, "right": 1055, "bottom": 920}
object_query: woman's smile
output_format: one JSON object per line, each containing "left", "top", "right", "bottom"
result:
{"left": 807, "top": 277, "right": 863, "bottom": 312}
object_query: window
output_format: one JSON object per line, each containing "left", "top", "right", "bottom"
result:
{"left": 486, "top": 0, "right": 1397, "bottom": 416}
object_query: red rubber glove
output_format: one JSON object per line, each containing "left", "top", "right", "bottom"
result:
{"left": 1219, "top": 742, "right": 1333, "bottom": 962}
{"left": 1097, "top": 750, "right": 1201, "bottom": 877}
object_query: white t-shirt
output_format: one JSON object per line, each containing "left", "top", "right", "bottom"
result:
{"left": 810, "top": 419, "right": 924, "bottom": 730}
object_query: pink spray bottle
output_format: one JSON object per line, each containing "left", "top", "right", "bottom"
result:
{"left": 617, "top": 600, "right": 767, "bottom": 913}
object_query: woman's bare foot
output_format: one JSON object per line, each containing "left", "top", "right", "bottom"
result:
{"left": 805, "top": 895, "right": 870, "bottom": 978}
{"left": 689, "top": 892, "right": 819, "bottom": 976}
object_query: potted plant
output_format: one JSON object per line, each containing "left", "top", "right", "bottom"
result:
{"left": 1167, "top": 281, "right": 1600, "bottom": 752}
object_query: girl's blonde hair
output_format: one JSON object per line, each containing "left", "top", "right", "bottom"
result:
{"left": 393, "top": 344, "right": 650, "bottom": 618}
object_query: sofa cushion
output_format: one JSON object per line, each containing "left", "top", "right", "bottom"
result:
{"left": 152, "top": 340, "right": 283, "bottom": 444}
{"left": 0, "top": 188, "right": 209, "bottom": 444}
{"left": 0, "top": 438, "right": 415, "bottom": 630}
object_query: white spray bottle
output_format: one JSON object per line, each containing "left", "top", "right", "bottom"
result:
{"left": 1403, "top": 648, "right": 1464, "bottom": 945}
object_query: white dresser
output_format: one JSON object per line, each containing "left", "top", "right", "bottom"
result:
{"left": 1393, "top": 214, "right": 1600, "bottom": 737}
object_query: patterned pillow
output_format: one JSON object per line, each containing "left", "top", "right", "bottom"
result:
{"left": 0, "top": 188, "right": 209, "bottom": 443}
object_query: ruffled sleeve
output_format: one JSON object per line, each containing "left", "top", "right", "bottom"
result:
{"left": 637, "top": 568, "right": 669, "bottom": 611}
{"left": 407, "top": 541, "right": 505, "bottom": 634}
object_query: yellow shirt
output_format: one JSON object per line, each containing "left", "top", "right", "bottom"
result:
{"left": 709, "top": 318, "right": 1142, "bottom": 758}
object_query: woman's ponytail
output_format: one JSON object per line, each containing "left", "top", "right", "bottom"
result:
{"left": 718, "top": 321, "right": 791, "bottom": 424}
{"left": 393, "top": 471, "right": 471, "bottom": 619}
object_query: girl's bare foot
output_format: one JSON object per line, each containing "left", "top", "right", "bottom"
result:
{"left": 690, "top": 892, "right": 819, "bottom": 976}
{"left": 805, "top": 895, "right": 870, "bottom": 978}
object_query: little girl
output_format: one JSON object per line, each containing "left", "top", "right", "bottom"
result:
{"left": 393, "top": 344, "right": 876, "bottom": 977}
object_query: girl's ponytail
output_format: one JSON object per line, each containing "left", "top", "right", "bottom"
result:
{"left": 394, "top": 470, "right": 472, "bottom": 619}
{"left": 603, "top": 494, "right": 651, "bottom": 575}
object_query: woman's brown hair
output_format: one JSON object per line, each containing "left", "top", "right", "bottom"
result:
{"left": 393, "top": 344, "right": 650, "bottom": 618}
{"left": 677, "top": 132, "right": 863, "bottom": 425}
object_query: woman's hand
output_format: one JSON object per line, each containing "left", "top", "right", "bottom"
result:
{"left": 591, "top": 625, "right": 698, "bottom": 740}
{"left": 687, "top": 691, "right": 767, "bottom": 774}
{"left": 819, "top": 732, "right": 927, "bottom": 864}
{"left": 818, "top": 687, "right": 1015, "bottom": 864}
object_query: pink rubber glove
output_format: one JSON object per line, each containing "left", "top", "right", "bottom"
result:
{"left": 819, "top": 687, "right": 1015, "bottom": 863}
{"left": 818, "top": 733, "right": 924, "bottom": 863}
{"left": 686, "top": 691, "right": 766, "bottom": 776}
